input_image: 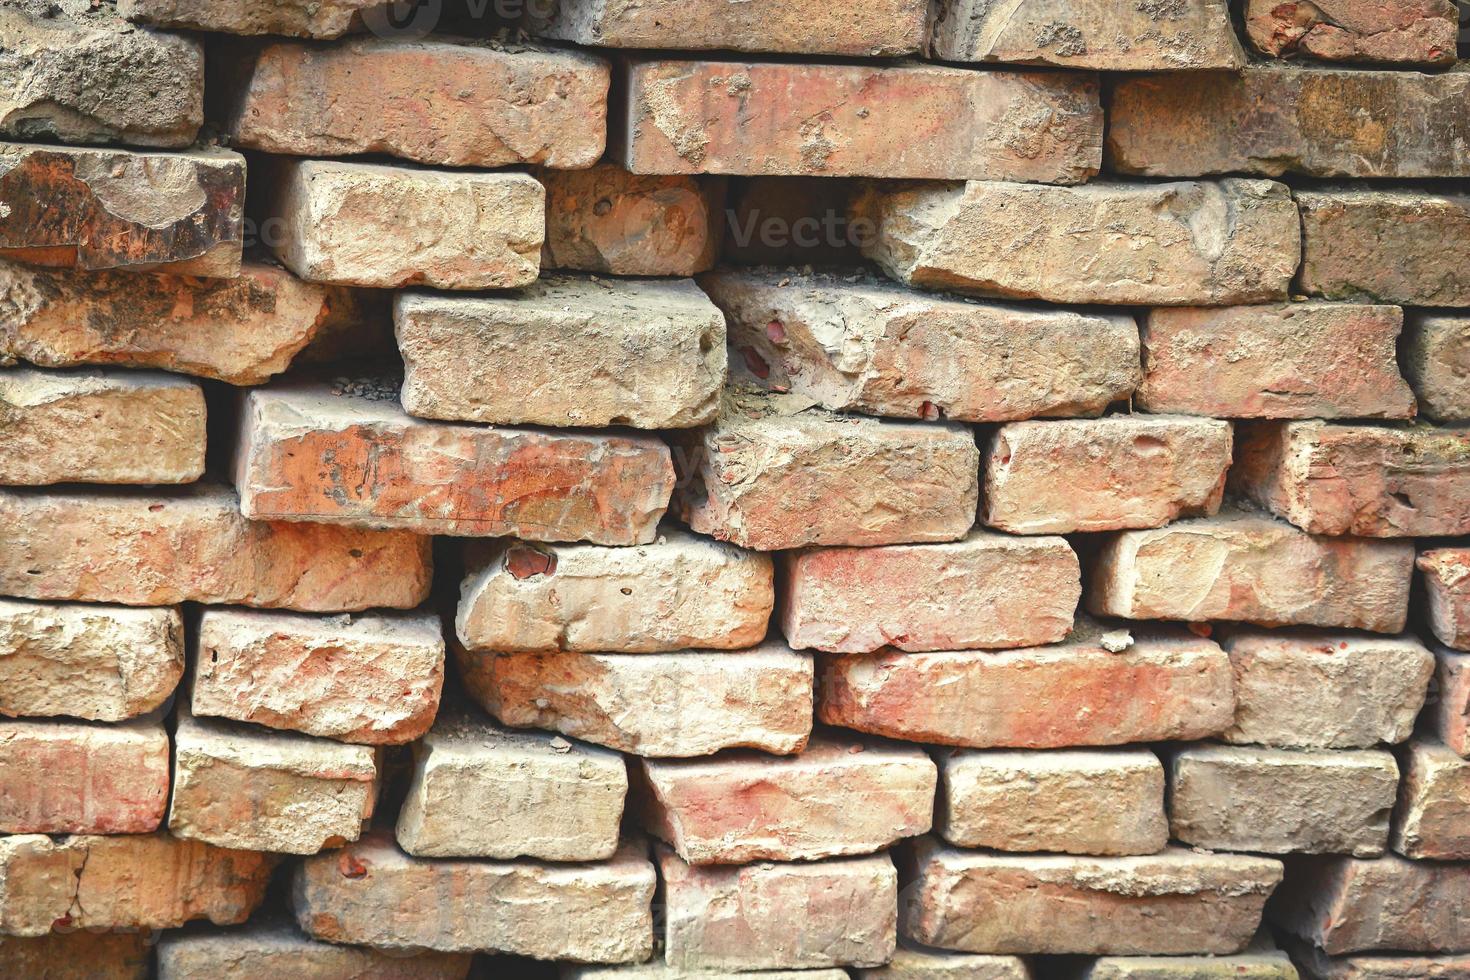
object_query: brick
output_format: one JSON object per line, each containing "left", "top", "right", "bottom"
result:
{"left": 568, "top": 967, "right": 847, "bottom": 980}
{"left": 456, "top": 531, "right": 773, "bottom": 654}
{"left": 702, "top": 267, "right": 1140, "bottom": 422}
{"left": 169, "top": 711, "right": 377, "bottom": 855}
{"left": 1140, "top": 304, "right": 1416, "bottom": 420}
{"left": 0, "top": 484, "right": 430, "bottom": 610}
{"left": 855, "top": 946, "right": 1031, "bottom": 979}
{"left": 936, "top": 748, "right": 1166, "bottom": 856}
{"left": 1089, "top": 513, "right": 1414, "bottom": 632}
{"left": 395, "top": 276, "right": 724, "bottom": 428}
{"left": 1288, "top": 943, "right": 1470, "bottom": 980}
{"left": 1085, "top": 942, "right": 1299, "bottom": 979}
{"left": 1392, "top": 739, "right": 1470, "bottom": 860}
{"left": 855, "top": 179, "right": 1298, "bottom": 306}
{"left": 781, "top": 531, "right": 1079, "bottom": 653}
{"left": 0, "top": 833, "right": 277, "bottom": 936}
{"left": 1222, "top": 630, "right": 1433, "bottom": 749}
{"left": 819, "top": 628, "right": 1233, "bottom": 749}
{"left": 0, "top": 368, "right": 204, "bottom": 485}
{"left": 1235, "top": 422, "right": 1470, "bottom": 538}
{"left": 459, "top": 643, "right": 813, "bottom": 757}
{"left": 157, "top": 921, "right": 472, "bottom": 980}
{"left": 675, "top": 385, "right": 979, "bottom": 550}
{"left": 293, "top": 833, "right": 655, "bottom": 961}
{"left": 192, "top": 608, "right": 442, "bottom": 745}
{"left": 0, "top": 599, "right": 182, "bottom": 721}
{"left": 0, "top": 717, "right": 168, "bottom": 834}
{"left": 636, "top": 735, "right": 935, "bottom": 864}
{"left": 660, "top": 847, "right": 896, "bottom": 970}
{"left": 1272, "top": 854, "right": 1470, "bottom": 953}
{"left": 258, "top": 159, "right": 543, "bottom": 290}
{"left": 1405, "top": 314, "right": 1470, "bottom": 421}
{"left": 930, "top": 0, "right": 1244, "bottom": 69}
{"left": 1422, "top": 549, "right": 1470, "bottom": 651}
{"left": 1431, "top": 646, "right": 1470, "bottom": 755}
{"left": 984, "top": 416, "right": 1232, "bottom": 534}
{"left": 0, "top": 142, "right": 243, "bottom": 276}
{"left": 0, "top": 259, "right": 343, "bottom": 385}
{"left": 0, "top": 930, "right": 150, "bottom": 980}
{"left": 119, "top": 0, "right": 390, "bottom": 38}
{"left": 223, "top": 36, "right": 607, "bottom": 168}
{"left": 1245, "top": 0, "right": 1458, "bottom": 64}
{"left": 902, "top": 839, "right": 1283, "bottom": 955}
{"left": 542, "top": 164, "right": 723, "bottom": 276}
{"left": 622, "top": 60, "right": 1101, "bottom": 182}
{"left": 397, "top": 711, "right": 626, "bottom": 861}
{"left": 1298, "top": 189, "right": 1470, "bottom": 307}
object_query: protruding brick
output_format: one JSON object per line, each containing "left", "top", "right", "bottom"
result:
{"left": 457, "top": 531, "right": 773, "bottom": 654}
{"left": 622, "top": 60, "right": 1101, "bottom": 182}
{"left": 1405, "top": 315, "right": 1470, "bottom": 421}
{"left": 0, "top": 833, "right": 277, "bottom": 936}
{"left": 397, "top": 712, "right": 627, "bottom": 861}
{"left": 903, "top": 839, "right": 1283, "bottom": 955}
{"left": 0, "top": 718, "right": 168, "bottom": 834}
{"left": 984, "top": 416, "right": 1232, "bottom": 534}
{"left": 223, "top": 36, "right": 608, "bottom": 168}
{"left": 396, "top": 277, "right": 724, "bottom": 428}
{"left": 1089, "top": 513, "right": 1414, "bottom": 632}
{"left": 1272, "top": 854, "right": 1470, "bottom": 953}
{"left": 1084, "top": 942, "right": 1299, "bottom": 979}
{"left": 157, "top": 920, "right": 473, "bottom": 980}
{"left": 781, "top": 531, "right": 1079, "bottom": 653}
{"left": 1286, "top": 943, "right": 1470, "bottom": 980}
{"left": 1422, "top": 549, "right": 1470, "bottom": 651}
{"left": 293, "top": 834, "right": 655, "bottom": 961}
{"left": 1235, "top": 422, "right": 1470, "bottom": 538}
{"left": 930, "top": 0, "right": 1245, "bottom": 69}
{"left": 1245, "top": 0, "right": 1458, "bottom": 63}
{"left": 0, "top": 930, "right": 150, "bottom": 980}
{"left": 636, "top": 736, "right": 935, "bottom": 864}
{"left": 660, "top": 847, "right": 896, "bottom": 970}
{"left": 702, "top": 267, "right": 1140, "bottom": 422}
{"left": 855, "top": 179, "right": 1299, "bottom": 306}
{"left": 0, "top": 143, "right": 243, "bottom": 276}
{"left": 1140, "top": 304, "right": 1416, "bottom": 420}
{"left": 937, "top": 748, "right": 1166, "bottom": 856}
{"left": 459, "top": 644, "right": 813, "bottom": 758}
{"left": 675, "top": 385, "right": 979, "bottom": 550}
{"left": 855, "top": 946, "right": 1032, "bottom": 979}
{"left": 1392, "top": 739, "right": 1470, "bottom": 860}
{"left": 0, "top": 484, "right": 431, "bottom": 611}
{"left": 1431, "top": 646, "right": 1470, "bottom": 756}
{"left": 819, "top": 629, "right": 1234, "bottom": 749}
{"left": 192, "top": 608, "right": 442, "bottom": 745}
{"left": 1222, "top": 630, "right": 1434, "bottom": 749}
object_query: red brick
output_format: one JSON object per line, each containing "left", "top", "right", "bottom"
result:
{"left": 1272, "top": 854, "right": 1470, "bottom": 953}
{"left": 1244, "top": 0, "right": 1458, "bottom": 64}
{"left": 0, "top": 931, "right": 150, "bottom": 980}
{"left": 1420, "top": 549, "right": 1470, "bottom": 651}
{"left": 0, "top": 718, "right": 168, "bottom": 834}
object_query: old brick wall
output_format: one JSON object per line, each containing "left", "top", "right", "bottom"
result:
{"left": 0, "top": 0, "right": 1468, "bottom": 976}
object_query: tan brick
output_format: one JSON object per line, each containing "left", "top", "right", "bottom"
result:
{"left": 1089, "top": 513, "right": 1414, "bottom": 632}
{"left": 660, "top": 846, "right": 896, "bottom": 970}
{"left": 396, "top": 277, "right": 724, "bottom": 428}
{"left": 1392, "top": 739, "right": 1470, "bottom": 860}
{"left": 0, "top": 484, "right": 430, "bottom": 610}
{"left": 675, "top": 385, "right": 979, "bottom": 550}
{"left": 542, "top": 164, "right": 723, "bottom": 276}
{"left": 459, "top": 644, "right": 813, "bottom": 758}
{"left": 1245, "top": 0, "right": 1458, "bottom": 64}
{"left": 819, "top": 628, "right": 1234, "bottom": 749}
{"left": 1085, "top": 942, "right": 1299, "bottom": 979}
{"left": 157, "top": 920, "right": 473, "bottom": 980}
{"left": 0, "top": 833, "right": 277, "bottom": 936}
{"left": 636, "top": 736, "right": 935, "bottom": 864}
{"left": 0, "top": 930, "right": 150, "bottom": 980}
{"left": 223, "top": 36, "right": 607, "bottom": 168}
{"left": 931, "top": 0, "right": 1244, "bottom": 69}
{"left": 1272, "top": 854, "right": 1470, "bottom": 953}
{"left": 855, "top": 946, "right": 1031, "bottom": 979}
{"left": 781, "top": 531, "right": 1079, "bottom": 653}
{"left": 622, "top": 60, "right": 1101, "bottom": 182}
{"left": 0, "top": 142, "right": 243, "bottom": 276}
{"left": 1422, "top": 549, "right": 1470, "bottom": 651}
{"left": 855, "top": 179, "right": 1299, "bottom": 306}
{"left": 984, "top": 416, "right": 1232, "bottom": 534}
{"left": 192, "top": 608, "right": 442, "bottom": 745}
{"left": 293, "top": 833, "right": 655, "bottom": 961}
{"left": 1235, "top": 422, "right": 1470, "bottom": 538}
{"left": 0, "top": 599, "right": 182, "bottom": 721}
{"left": 119, "top": 0, "right": 391, "bottom": 37}
{"left": 1287, "top": 942, "right": 1470, "bottom": 980}
{"left": 457, "top": 531, "right": 773, "bottom": 654}
{"left": 1140, "top": 304, "right": 1415, "bottom": 420}
{"left": 1431, "top": 645, "right": 1470, "bottom": 756}
{"left": 1406, "top": 314, "right": 1470, "bottom": 421}
{"left": 397, "top": 711, "right": 626, "bottom": 861}
{"left": 0, "top": 717, "right": 167, "bottom": 834}
{"left": 1223, "top": 630, "right": 1433, "bottom": 749}
{"left": 702, "top": 267, "right": 1140, "bottom": 422}
{"left": 903, "top": 839, "right": 1282, "bottom": 955}
{"left": 937, "top": 748, "right": 1166, "bottom": 856}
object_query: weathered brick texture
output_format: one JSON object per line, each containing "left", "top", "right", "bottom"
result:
{"left": 1244, "top": 0, "right": 1458, "bottom": 63}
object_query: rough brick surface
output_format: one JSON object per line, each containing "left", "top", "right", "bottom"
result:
{"left": 1245, "top": 0, "right": 1458, "bottom": 63}
{"left": 855, "top": 179, "right": 1299, "bottom": 306}
{"left": 235, "top": 381, "right": 673, "bottom": 543}
{"left": 703, "top": 267, "right": 1140, "bottom": 422}
{"left": 855, "top": 947, "right": 1031, "bottom": 979}
{"left": 119, "top": 0, "right": 391, "bottom": 37}
{"left": 1431, "top": 646, "right": 1470, "bottom": 755}
{"left": 1406, "top": 315, "right": 1470, "bottom": 421}
{"left": 983, "top": 416, "right": 1233, "bottom": 534}
{"left": 781, "top": 531, "right": 1079, "bottom": 653}
{"left": 1287, "top": 943, "right": 1470, "bottom": 980}
{"left": 0, "top": 930, "right": 151, "bottom": 980}
{"left": 622, "top": 60, "right": 1102, "bottom": 182}
{"left": 1422, "top": 550, "right": 1470, "bottom": 651}
{"left": 395, "top": 277, "right": 724, "bottom": 428}
{"left": 1272, "top": 854, "right": 1470, "bottom": 953}
{"left": 1393, "top": 739, "right": 1470, "bottom": 860}
{"left": 156, "top": 920, "right": 473, "bottom": 980}
{"left": 1140, "top": 304, "right": 1416, "bottom": 420}
{"left": 1085, "top": 945, "right": 1300, "bottom": 979}
{"left": 0, "top": 718, "right": 168, "bottom": 834}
